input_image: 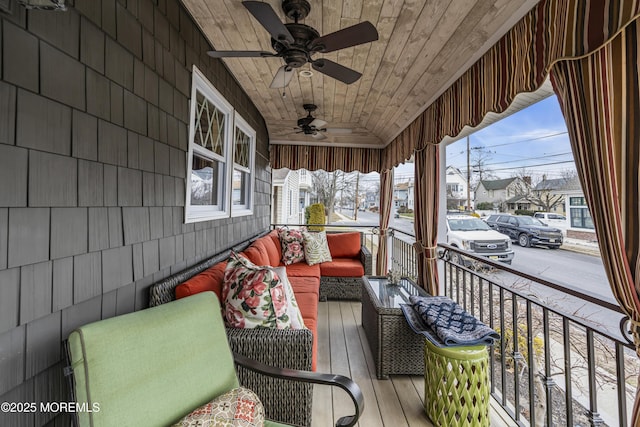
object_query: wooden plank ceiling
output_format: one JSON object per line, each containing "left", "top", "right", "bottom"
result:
{"left": 182, "top": 0, "right": 540, "bottom": 148}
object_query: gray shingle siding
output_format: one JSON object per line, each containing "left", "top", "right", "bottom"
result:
{"left": 0, "top": 1, "right": 271, "bottom": 421}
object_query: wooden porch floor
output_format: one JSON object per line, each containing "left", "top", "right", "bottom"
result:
{"left": 311, "top": 301, "right": 511, "bottom": 427}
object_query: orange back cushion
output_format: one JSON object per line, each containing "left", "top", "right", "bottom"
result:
{"left": 255, "top": 234, "right": 281, "bottom": 267}
{"left": 175, "top": 261, "right": 227, "bottom": 301}
{"left": 242, "top": 245, "right": 269, "bottom": 266}
{"left": 326, "top": 232, "right": 361, "bottom": 258}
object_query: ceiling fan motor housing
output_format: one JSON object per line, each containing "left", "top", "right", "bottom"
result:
{"left": 271, "top": 23, "right": 320, "bottom": 68}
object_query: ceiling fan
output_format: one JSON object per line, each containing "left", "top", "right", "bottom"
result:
{"left": 293, "top": 104, "right": 352, "bottom": 140}
{"left": 207, "top": 0, "right": 379, "bottom": 88}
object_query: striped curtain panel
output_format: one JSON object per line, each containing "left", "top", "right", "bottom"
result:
{"left": 413, "top": 143, "right": 440, "bottom": 295}
{"left": 376, "top": 169, "right": 394, "bottom": 275}
{"left": 270, "top": 144, "right": 381, "bottom": 173}
{"left": 550, "top": 19, "right": 640, "bottom": 421}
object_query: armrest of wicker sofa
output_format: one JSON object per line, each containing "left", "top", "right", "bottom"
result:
{"left": 234, "top": 352, "right": 364, "bottom": 427}
{"left": 227, "top": 327, "right": 314, "bottom": 426}
{"left": 360, "top": 245, "right": 372, "bottom": 275}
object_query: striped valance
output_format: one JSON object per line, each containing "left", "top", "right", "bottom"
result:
{"left": 380, "top": 0, "right": 640, "bottom": 170}
{"left": 270, "top": 144, "right": 381, "bottom": 173}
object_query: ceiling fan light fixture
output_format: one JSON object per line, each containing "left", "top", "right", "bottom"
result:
{"left": 299, "top": 69, "right": 314, "bottom": 78}
{"left": 269, "top": 65, "right": 294, "bottom": 89}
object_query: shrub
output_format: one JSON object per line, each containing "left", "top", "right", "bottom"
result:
{"left": 476, "top": 202, "right": 494, "bottom": 210}
{"left": 496, "top": 326, "right": 544, "bottom": 368}
{"left": 514, "top": 209, "right": 535, "bottom": 216}
{"left": 397, "top": 206, "right": 414, "bottom": 214}
{"left": 306, "top": 203, "right": 326, "bottom": 231}
{"left": 304, "top": 206, "right": 311, "bottom": 224}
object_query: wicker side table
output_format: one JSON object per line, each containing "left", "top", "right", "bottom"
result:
{"left": 423, "top": 339, "right": 490, "bottom": 427}
{"left": 361, "top": 276, "right": 429, "bottom": 379}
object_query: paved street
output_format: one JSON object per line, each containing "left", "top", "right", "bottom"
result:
{"left": 507, "top": 245, "right": 611, "bottom": 301}
{"left": 333, "top": 209, "right": 620, "bottom": 329}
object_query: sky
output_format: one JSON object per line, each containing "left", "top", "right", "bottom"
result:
{"left": 393, "top": 95, "right": 576, "bottom": 183}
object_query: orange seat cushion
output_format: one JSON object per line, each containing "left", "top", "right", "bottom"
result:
{"left": 326, "top": 232, "right": 361, "bottom": 258}
{"left": 175, "top": 261, "right": 227, "bottom": 301}
{"left": 295, "top": 292, "right": 319, "bottom": 371}
{"left": 283, "top": 262, "right": 321, "bottom": 278}
{"left": 303, "top": 317, "right": 318, "bottom": 371}
{"left": 320, "top": 258, "right": 365, "bottom": 277}
{"left": 289, "top": 276, "right": 320, "bottom": 297}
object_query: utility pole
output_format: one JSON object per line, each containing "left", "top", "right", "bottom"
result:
{"left": 466, "top": 135, "right": 471, "bottom": 211}
{"left": 353, "top": 172, "right": 360, "bottom": 221}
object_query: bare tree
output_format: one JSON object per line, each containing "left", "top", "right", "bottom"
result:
{"left": 311, "top": 170, "right": 358, "bottom": 220}
{"left": 510, "top": 169, "right": 572, "bottom": 212}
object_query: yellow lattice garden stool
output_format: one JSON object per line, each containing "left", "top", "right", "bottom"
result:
{"left": 423, "top": 338, "right": 490, "bottom": 427}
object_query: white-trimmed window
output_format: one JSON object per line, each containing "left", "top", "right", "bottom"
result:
{"left": 231, "top": 112, "right": 255, "bottom": 216}
{"left": 185, "top": 67, "right": 233, "bottom": 223}
{"left": 569, "top": 196, "right": 594, "bottom": 229}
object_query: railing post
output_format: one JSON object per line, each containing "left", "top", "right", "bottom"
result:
{"left": 511, "top": 293, "right": 522, "bottom": 422}
{"left": 586, "top": 330, "right": 606, "bottom": 426}
{"left": 542, "top": 309, "right": 555, "bottom": 427}
{"left": 563, "top": 318, "right": 574, "bottom": 427}
{"left": 615, "top": 342, "right": 628, "bottom": 426}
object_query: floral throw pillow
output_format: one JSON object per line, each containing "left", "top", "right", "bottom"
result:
{"left": 172, "top": 387, "right": 264, "bottom": 427}
{"left": 302, "top": 231, "right": 332, "bottom": 266}
{"left": 278, "top": 228, "right": 305, "bottom": 265}
{"left": 223, "top": 252, "right": 291, "bottom": 329}
{"left": 271, "top": 267, "right": 305, "bottom": 330}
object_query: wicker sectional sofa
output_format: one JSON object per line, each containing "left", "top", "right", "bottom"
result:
{"left": 148, "top": 229, "right": 371, "bottom": 427}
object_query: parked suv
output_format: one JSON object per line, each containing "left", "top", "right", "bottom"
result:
{"left": 533, "top": 212, "right": 566, "bottom": 222}
{"left": 446, "top": 215, "right": 515, "bottom": 264}
{"left": 533, "top": 212, "right": 567, "bottom": 230}
{"left": 485, "top": 214, "right": 563, "bottom": 248}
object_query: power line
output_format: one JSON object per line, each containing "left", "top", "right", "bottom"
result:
{"left": 484, "top": 160, "right": 575, "bottom": 172}
{"left": 478, "top": 152, "right": 574, "bottom": 167}
{"left": 470, "top": 131, "right": 568, "bottom": 149}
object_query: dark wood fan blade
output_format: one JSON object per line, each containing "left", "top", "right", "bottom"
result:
{"left": 312, "top": 59, "right": 362, "bottom": 84}
{"left": 207, "top": 50, "right": 275, "bottom": 58}
{"left": 309, "top": 21, "right": 378, "bottom": 53}
{"left": 243, "top": 1, "right": 294, "bottom": 44}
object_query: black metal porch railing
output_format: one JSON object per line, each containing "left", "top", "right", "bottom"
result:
{"left": 388, "top": 228, "right": 637, "bottom": 427}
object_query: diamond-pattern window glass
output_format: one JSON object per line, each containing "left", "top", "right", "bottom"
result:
{"left": 234, "top": 127, "right": 250, "bottom": 168}
{"left": 194, "top": 91, "right": 225, "bottom": 156}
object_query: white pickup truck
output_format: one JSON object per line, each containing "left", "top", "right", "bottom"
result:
{"left": 446, "top": 215, "right": 515, "bottom": 265}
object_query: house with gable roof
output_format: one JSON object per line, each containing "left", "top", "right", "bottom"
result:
{"left": 531, "top": 176, "right": 572, "bottom": 213}
{"left": 475, "top": 177, "right": 531, "bottom": 213}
